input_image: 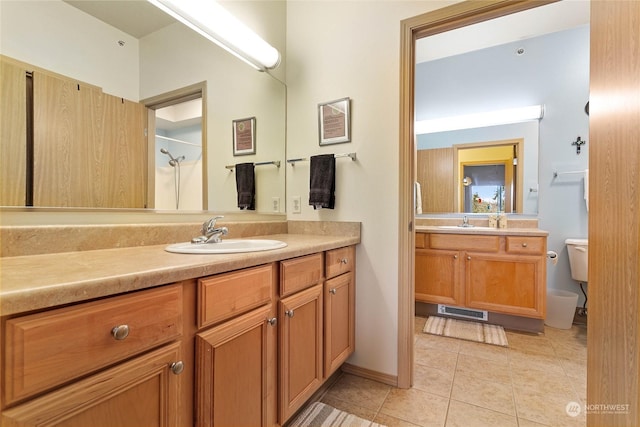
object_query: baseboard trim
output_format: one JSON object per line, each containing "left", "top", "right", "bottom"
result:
{"left": 340, "top": 363, "right": 398, "bottom": 387}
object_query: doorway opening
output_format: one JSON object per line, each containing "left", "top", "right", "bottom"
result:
{"left": 143, "top": 82, "right": 208, "bottom": 210}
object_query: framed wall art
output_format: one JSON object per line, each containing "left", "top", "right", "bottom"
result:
{"left": 318, "top": 97, "right": 351, "bottom": 145}
{"left": 232, "top": 117, "right": 256, "bottom": 155}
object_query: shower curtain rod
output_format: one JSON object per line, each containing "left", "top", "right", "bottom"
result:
{"left": 155, "top": 134, "right": 201, "bottom": 147}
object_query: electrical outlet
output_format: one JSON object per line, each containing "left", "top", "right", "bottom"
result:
{"left": 292, "top": 196, "right": 301, "bottom": 214}
{"left": 272, "top": 197, "right": 280, "bottom": 213}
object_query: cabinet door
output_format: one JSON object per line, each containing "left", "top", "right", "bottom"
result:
{"left": 324, "top": 273, "right": 355, "bottom": 378}
{"left": 279, "top": 284, "right": 323, "bottom": 423}
{"left": 195, "top": 304, "right": 277, "bottom": 427}
{"left": 415, "top": 248, "right": 462, "bottom": 305}
{"left": 464, "top": 252, "right": 545, "bottom": 318}
{"left": 1, "top": 342, "right": 183, "bottom": 427}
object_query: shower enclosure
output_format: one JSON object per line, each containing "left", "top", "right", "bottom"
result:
{"left": 154, "top": 98, "right": 203, "bottom": 210}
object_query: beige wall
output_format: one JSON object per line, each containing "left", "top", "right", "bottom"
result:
{"left": 286, "top": 1, "right": 459, "bottom": 377}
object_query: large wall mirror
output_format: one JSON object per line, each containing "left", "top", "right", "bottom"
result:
{"left": 414, "top": 1, "right": 590, "bottom": 216}
{"left": 0, "top": 0, "right": 286, "bottom": 214}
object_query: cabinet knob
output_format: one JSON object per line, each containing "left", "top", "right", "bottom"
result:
{"left": 267, "top": 317, "right": 277, "bottom": 326}
{"left": 522, "top": 243, "right": 528, "bottom": 247}
{"left": 111, "top": 325, "right": 130, "bottom": 340}
{"left": 467, "top": 256, "right": 471, "bottom": 260}
{"left": 285, "top": 309, "right": 295, "bottom": 318}
{"left": 329, "top": 288, "right": 337, "bottom": 295}
{"left": 453, "top": 255, "right": 458, "bottom": 259}
{"left": 170, "top": 361, "right": 184, "bottom": 375}
{"left": 341, "top": 258, "right": 348, "bottom": 264}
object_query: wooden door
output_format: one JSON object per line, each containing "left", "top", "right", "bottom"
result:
{"left": 415, "top": 248, "right": 461, "bottom": 305}
{"left": 195, "top": 304, "right": 277, "bottom": 427}
{"left": 0, "top": 57, "right": 27, "bottom": 206}
{"left": 279, "top": 284, "right": 323, "bottom": 423}
{"left": 1, "top": 342, "right": 182, "bottom": 427}
{"left": 464, "top": 252, "right": 544, "bottom": 318}
{"left": 324, "top": 273, "right": 355, "bottom": 378}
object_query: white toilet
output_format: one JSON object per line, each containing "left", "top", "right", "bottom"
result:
{"left": 566, "top": 238, "right": 588, "bottom": 283}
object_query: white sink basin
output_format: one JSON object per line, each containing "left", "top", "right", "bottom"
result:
{"left": 165, "top": 239, "right": 287, "bottom": 254}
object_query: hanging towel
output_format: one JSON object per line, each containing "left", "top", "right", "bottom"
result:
{"left": 584, "top": 169, "right": 589, "bottom": 212}
{"left": 415, "top": 181, "right": 423, "bottom": 214}
{"left": 235, "top": 162, "right": 255, "bottom": 210}
{"left": 309, "top": 154, "right": 335, "bottom": 209}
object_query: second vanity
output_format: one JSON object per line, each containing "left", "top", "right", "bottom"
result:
{"left": 0, "top": 229, "right": 358, "bottom": 427}
{"left": 415, "top": 224, "right": 548, "bottom": 330}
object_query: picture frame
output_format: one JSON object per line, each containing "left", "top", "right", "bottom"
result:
{"left": 318, "top": 97, "right": 351, "bottom": 145}
{"left": 232, "top": 117, "right": 256, "bottom": 156}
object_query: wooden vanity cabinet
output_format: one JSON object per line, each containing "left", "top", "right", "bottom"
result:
{"left": 2, "top": 285, "right": 185, "bottom": 427}
{"left": 324, "top": 246, "right": 356, "bottom": 378}
{"left": 195, "top": 264, "right": 278, "bottom": 427}
{"left": 416, "top": 232, "right": 546, "bottom": 319}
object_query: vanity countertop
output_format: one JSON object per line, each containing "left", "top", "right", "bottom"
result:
{"left": 0, "top": 233, "right": 359, "bottom": 316}
{"left": 415, "top": 225, "right": 549, "bottom": 236}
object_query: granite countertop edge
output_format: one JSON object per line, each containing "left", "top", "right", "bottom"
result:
{"left": 0, "top": 234, "right": 359, "bottom": 316}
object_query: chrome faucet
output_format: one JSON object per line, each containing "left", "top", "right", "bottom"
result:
{"left": 460, "top": 215, "right": 472, "bottom": 227}
{"left": 191, "top": 216, "right": 229, "bottom": 244}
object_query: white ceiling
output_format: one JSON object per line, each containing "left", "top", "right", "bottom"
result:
{"left": 416, "top": 1, "right": 590, "bottom": 63}
{"left": 63, "top": 0, "right": 175, "bottom": 38}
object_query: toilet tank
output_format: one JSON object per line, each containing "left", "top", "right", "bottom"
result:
{"left": 565, "top": 238, "right": 588, "bottom": 282}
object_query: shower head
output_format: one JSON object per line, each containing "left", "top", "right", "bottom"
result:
{"left": 160, "top": 148, "right": 181, "bottom": 167}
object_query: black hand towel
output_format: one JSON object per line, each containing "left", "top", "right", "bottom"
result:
{"left": 235, "top": 162, "right": 255, "bottom": 210}
{"left": 309, "top": 154, "right": 335, "bottom": 209}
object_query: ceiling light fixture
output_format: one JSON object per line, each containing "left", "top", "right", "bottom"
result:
{"left": 147, "top": 0, "right": 280, "bottom": 71}
{"left": 415, "top": 105, "right": 544, "bottom": 134}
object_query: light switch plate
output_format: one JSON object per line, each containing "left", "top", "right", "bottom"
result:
{"left": 292, "top": 196, "right": 301, "bottom": 214}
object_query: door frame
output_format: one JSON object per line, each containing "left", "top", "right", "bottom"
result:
{"left": 397, "top": 0, "right": 558, "bottom": 388}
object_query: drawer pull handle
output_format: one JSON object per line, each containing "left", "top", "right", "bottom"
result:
{"left": 341, "top": 258, "right": 348, "bottom": 264}
{"left": 522, "top": 243, "right": 528, "bottom": 247}
{"left": 330, "top": 288, "right": 337, "bottom": 295}
{"left": 285, "top": 309, "right": 295, "bottom": 318}
{"left": 267, "top": 317, "right": 277, "bottom": 326}
{"left": 111, "top": 325, "right": 130, "bottom": 341}
{"left": 170, "top": 361, "right": 184, "bottom": 375}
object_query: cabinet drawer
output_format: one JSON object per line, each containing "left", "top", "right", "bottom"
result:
{"left": 429, "top": 233, "right": 500, "bottom": 252}
{"left": 506, "top": 236, "right": 545, "bottom": 255}
{"left": 198, "top": 264, "right": 274, "bottom": 329}
{"left": 4, "top": 284, "right": 182, "bottom": 404}
{"left": 280, "top": 253, "right": 323, "bottom": 297}
{"left": 326, "top": 246, "right": 355, "bottom": 279}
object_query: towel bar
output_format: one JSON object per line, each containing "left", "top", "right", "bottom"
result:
{"left": 287, "top": 152, "right": 357, "bottom": 166}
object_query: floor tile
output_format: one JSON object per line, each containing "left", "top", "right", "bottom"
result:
{"left": 451, "top": 373, "right": 515, "bottom": 416}
{"left": 514, "top": 388, "right": 586, "bottom": 427}
{"left": 379, "top": 388, "right": 449, "bottom": 427}
{"left": 319, "top": 394, "right": 377, "bottom": 421}
{"left": 415, "top": 332, "right": 462, "bottom": 353}
{"left": 321, "top": 373, "right": 391, "bottom": 412}
{"left": 414, "top": 346, "right": 458, "bottom": 375}
{"left": 457, "top": 339, "right": 509, "bottom": 363}
{"left": 510, "top": 365, "right": 576, "bottom": 396}
{"left": 374, "top": 412, "right": 423, "bottom": 427}
{"left": 455, "top": 353, "right": 511, "bottom": 385}
{"left": 445, "top": 400, "right": 518, "bottom": 427}
{"left": 509, "top": 348, "right": 565, "bottom": 375}
{"left": 412, "top": 363, "right": 453, "bottom": 398}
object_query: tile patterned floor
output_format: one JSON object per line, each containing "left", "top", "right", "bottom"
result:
{"left": 313, "top": 316, "right": 587, "bottom": 427}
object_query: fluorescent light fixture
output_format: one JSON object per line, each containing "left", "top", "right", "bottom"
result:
{"left": 147, "top": 0, "right": 280, "bottom": 71}
{"left": 415, "top": 105, "right": 544, "bottom": 134}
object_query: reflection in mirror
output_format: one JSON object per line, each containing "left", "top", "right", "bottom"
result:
{"left": 154, "top": 98, "right": 203, "bottom": 210}
{"left": 414, "top": 1, "right": 590, "bottom": 216}
{"left": 0, "top": 0, "right": 286, "bottom": 213}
